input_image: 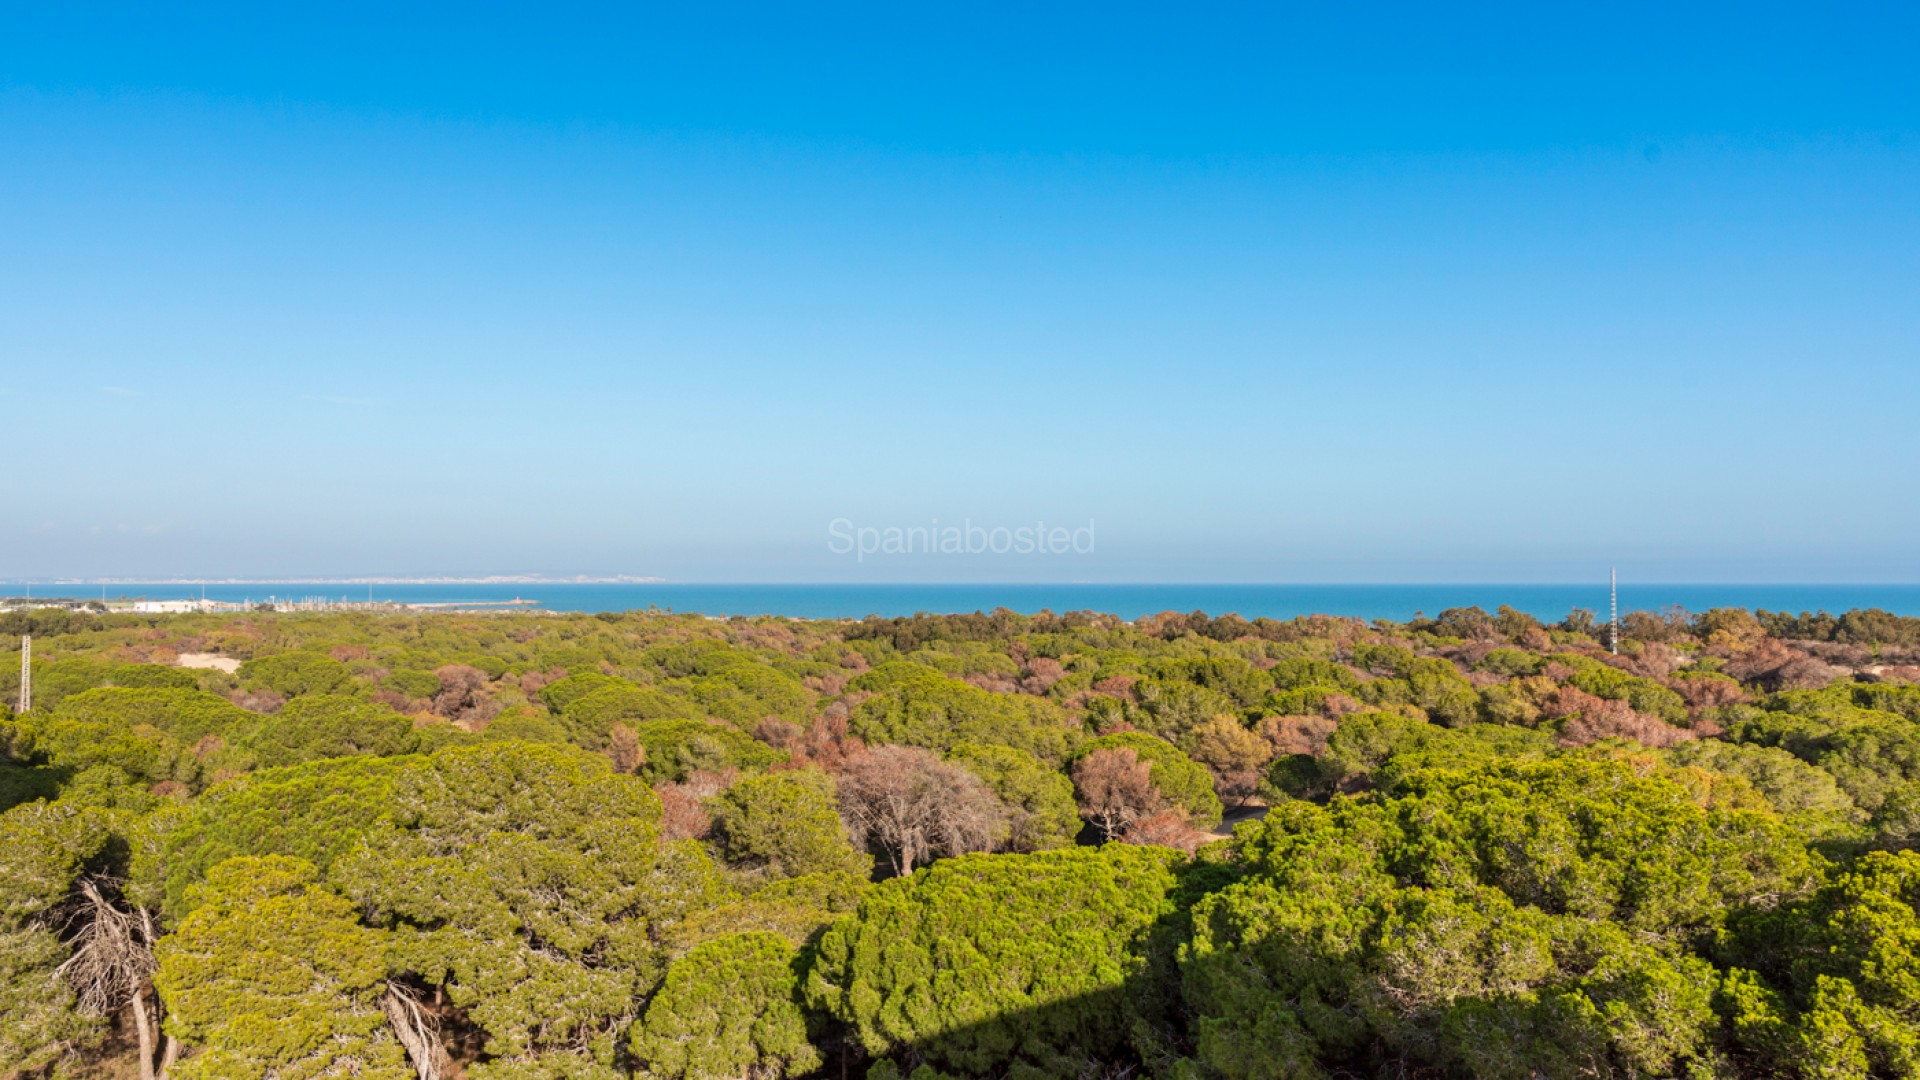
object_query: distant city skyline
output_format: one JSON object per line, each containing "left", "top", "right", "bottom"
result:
{"left": 3, "top": 3, "right": 1916, "bottom": 583}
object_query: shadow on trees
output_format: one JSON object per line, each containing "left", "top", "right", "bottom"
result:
{"left": 817, "top": 857, "right": 1235, "bottom": 1080}
{"left": 830, "top": 986, "right": 1147, "bottom": 1080}
{"left": 0, "top": 761, "right": 71, "bottom": 814}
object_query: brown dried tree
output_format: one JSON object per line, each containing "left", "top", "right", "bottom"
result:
{"left": 605, "top": 722, "right": 646, "bottom": 774}
{"left": 835, "top": 745, "right": 1005, "bottom": 877}
{"left": 1071, "top": 747, "right": 1166, "bottom": 841}
{"left": 1549, "top": 686, "right": 1691, "bottom": 749}
{"left": 431, "top": 663, "right": 492, "bottom": 723}
{"left": 793, "top": 713, "right": 864, "bottom": 772}
{"left": 1122, "top": 810, "right": 1208, "bottom": 853}
{"left": 653, "top": 768, "right": 735, "bottom": 841}
{"left": 1671, "top": 676, "right": 1749, "bottom": 711}
{"left": 1739, "top": 643, "right": 1805, "bottom": 688}
{"left": 57, "top": 878, "right": 176, "bottom": 1080}
{"left": 384, "top": 980, "right": 453, "bottom": 1080}
{"left": 752, "top": 716, "right": 804, "bottom": 751}
{"left": 655, "top": 786, "right": 714, "bottom": 842}
{"left": 1019, "top": 656, "right": 1066, "bottom": 694}
{"left": 517, "top": 666, "right": 566, "bottom": 699}
{"left": 1257, "top": 714, "right": 1337, "bottom": 758}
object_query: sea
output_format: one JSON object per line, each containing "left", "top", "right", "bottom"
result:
{"left": 7, "top": 583, "right": 1920, "bottom": 622}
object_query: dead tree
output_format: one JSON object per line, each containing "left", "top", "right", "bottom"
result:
{"left": 836, "top": 745, "right": 1005, "bottom": 876}
{"left": 385, "top": 980, "right": 453, "bottom": 1080}
{"left": 56, "top": 878, "right": 176, "bottom": 1080}
{"left": 1071, "top": 747, "right": 1166, "bottom": 841}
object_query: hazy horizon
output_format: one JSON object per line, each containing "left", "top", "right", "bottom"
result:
{"left": 8, "top": 575, "right": 1920, "bottom": 588}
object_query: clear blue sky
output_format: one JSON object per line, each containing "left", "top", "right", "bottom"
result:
{"left": 2, "top": 3, "right": 1915, "bottom": 583}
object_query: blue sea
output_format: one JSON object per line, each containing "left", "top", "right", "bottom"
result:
{"left": 8, "top": 583, "right": 1920, "bottom": 622}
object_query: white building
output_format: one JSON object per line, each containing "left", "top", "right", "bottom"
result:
{"left": 130, "top": 600, "right": 205, "bottom": 614}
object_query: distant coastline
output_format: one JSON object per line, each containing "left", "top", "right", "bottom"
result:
{"left": 6, "top": 582, "right": 1920, "bottom": 622}
{"left": 15, "top": 575, "right": 666, "bottom": 586}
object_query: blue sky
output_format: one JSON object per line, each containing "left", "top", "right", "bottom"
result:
{"left": 2, "top": 2, "right": 1915, "bottom": 583}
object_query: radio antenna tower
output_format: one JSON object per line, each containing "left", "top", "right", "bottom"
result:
{"left": 1608, "top": 568, "right": 1619, "bottom": 655}
{"left": 17, "top": 636, "right": 30, "bottom": 713}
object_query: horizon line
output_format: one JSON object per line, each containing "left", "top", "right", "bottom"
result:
{"left": 6, "top": 579, "right": 1920, "bottom": 588}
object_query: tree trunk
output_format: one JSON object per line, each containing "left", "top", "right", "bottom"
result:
{"left": 138, "top": 909, "right": 171, "bottom": 1080}
{"left": 385, "top": 982, "right": 450, "bottom": 1080}
{"left": 129, "top": 988, "right": 157, "bottom": 1080}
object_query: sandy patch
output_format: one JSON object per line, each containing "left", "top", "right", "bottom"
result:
{"left": 176, "top": 653, "right": 241, "bottom": 674}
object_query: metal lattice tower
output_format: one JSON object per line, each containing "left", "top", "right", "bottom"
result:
{"left": 17, "top": 636, "right": 30, "bottom": 713}
{"left": 1609, "top": 568, "right": 1619, "bottom": 656}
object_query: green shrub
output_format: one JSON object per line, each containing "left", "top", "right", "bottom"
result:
{"left": 237, "top": 651, "right": 354, "bottom": 697}
{"left": 630, "top": 931, "right": 821, "bottom": 1080}
{"left": 948, "top": 742, "right": 1081, "bottom": 851}
{"left": 808, "top": 845, "right": 1185, "bottom": 1075}
{"left": 154, "top": 856, "right": 407, "bottom": 1079}
{"left": 708, "top": 769, "right": 866, "bottom": 880}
